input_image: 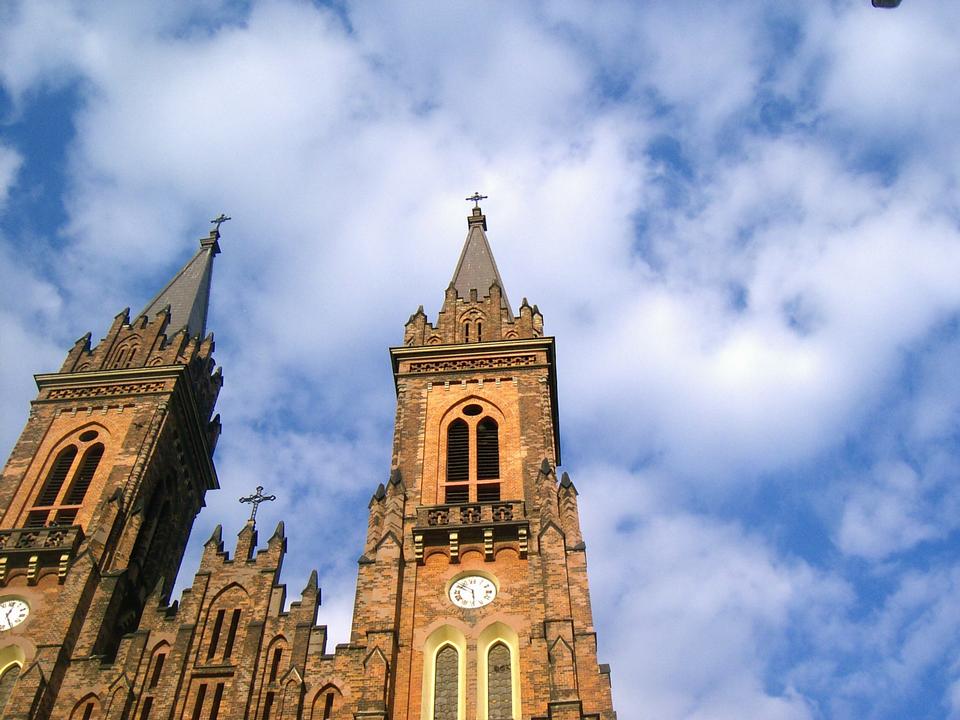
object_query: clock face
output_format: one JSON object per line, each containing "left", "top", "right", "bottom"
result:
{"left": 449, "top": 575, "right": 497, "bottom": 609}
{"left": 0, "top": 599, "right": 29, "bottom": 631}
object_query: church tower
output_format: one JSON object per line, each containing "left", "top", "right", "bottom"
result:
{"left": 354, "top": 204, "right": 616, "bottom": 720}
{"left": 0, "top": 227, "right": 223, "bottom": 719}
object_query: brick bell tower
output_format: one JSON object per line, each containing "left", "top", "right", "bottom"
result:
{"left": 0, "top": 226, "right": 223, "bottom": 719}
{"left": 354, "top": 203, "right": 616, "bottom": 719}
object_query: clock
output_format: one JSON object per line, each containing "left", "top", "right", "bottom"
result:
{"left": 449, "top": 575, "right": 497, "bottom": 609}
{"left": 0, "top": 599, "right": 29, "bottom": 631}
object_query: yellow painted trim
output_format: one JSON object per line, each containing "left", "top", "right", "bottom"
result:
{"left": 421, "top": 626, "right": 467, "bottom": 720}
{"left": 0, "top": 644, "right": 25, "bottom": 677}
{"left": 477, "top": 622, "right": 521, "bottom": 720}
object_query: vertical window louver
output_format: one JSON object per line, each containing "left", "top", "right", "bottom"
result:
{"left": 64, "top": 443, "right": 104, "bottom": 505}
{"left": 433, "top": 645, "right": 458, "bottom": 720}
{"left": 446, "top": 420, "right": 469, "bottom": 484}
{"left": 487, "top": 642, "right": 512, "bottom": 720}
{"left": 36, "top": 446, "right": 78, "bottom": 508}
{"left": 476, "top": 418, "right": 500, "bottom": 480}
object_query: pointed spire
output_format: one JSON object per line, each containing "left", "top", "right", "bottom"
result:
{"left": 137, "top": 225, "right": 222, "bottom": 339}
{"left": 302, "top": 569, "right": 318, "bottom": 594}
{"left": 450, "top": 205, "right": 512, "bottom": 314}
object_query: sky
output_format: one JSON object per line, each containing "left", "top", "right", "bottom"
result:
{"left": 1, "top": 0, "right": 959, "bottom": 717}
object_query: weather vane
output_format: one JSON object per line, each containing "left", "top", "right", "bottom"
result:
{"left": 239, "top": 485, "right": 276, "bottom": 523}
{"left": 210, "top": 213, "right": 232, "bottom": 232}
{"left": 465, "top": 192, "right": 488, "bottom": 208}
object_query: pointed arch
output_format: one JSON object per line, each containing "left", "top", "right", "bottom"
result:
{"left": 478, "top": 622, "right": 521, "bottom": 720}
{"left": 63, "top": 443, "right": 104, "bottom": 506}
{"left": 309, "top": 684, "right": 343, "bottom": 720}
{"left": 278, "top": 672, "right": 304, "bottom": 719}
{"left": 26, "top": 424, "right": 111, "bottom": 528}
{"left": 30, "top": 445, "right": 77, "bottom": 521}
{"left": 437, "top": 397, "right": 508, "bottom": 505}
{"left": 548, "top": 636, "right": 576, "bottom": 696}
{"left": 69, "top": 693, "right": 102, "bottom": 720}
{"left": 199, "top": 583, "right": 249, "bottom": 664}
{"left": 0, "top": 647, "right": 23, "bottom": 717}
{"left": 262, "top": 635, "right": 289, "bottom": 687}
{"left": 421, "top": 626, "right": 466, "bottom": 720}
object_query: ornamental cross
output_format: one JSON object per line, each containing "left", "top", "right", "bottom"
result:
{"left": 210, "top": 213, "right": 232, "bottom": 231}
{"left": 465, "top": 192, "right": 488, "bottom": 208}
{"left": 239, "top": 485, "right": 276, "bottom": 522}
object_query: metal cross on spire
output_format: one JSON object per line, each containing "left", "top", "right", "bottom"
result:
{"left": 210, "top": 213, "right": 232, "bottom": 232}
{"left": 465, "top": 192, "right": 488, "bottom": 208}
{"left": 239, "top": 485, "right": 276, "bottom": 523}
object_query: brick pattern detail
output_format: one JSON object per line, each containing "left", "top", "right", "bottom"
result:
{"left": 408, "top": 354, "right": 538, "bottom": 374}
{"left": 46, "top": 382, "right": 167, "bottom": 400}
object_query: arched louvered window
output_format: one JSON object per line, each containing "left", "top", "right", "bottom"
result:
{"left": 446, "top": 419, "right": 469, "bottom": 503}
{"left": 476, "top": 419, "right": 499, "bottom": 480}
{"left": 27, "top": 446, "right": 78, "bottom": 526}
{"left": 487, "top": 642, "right": 512, "bottom": 720}
{"left": 433, "top": 645, "right": 458, "bottom": 720}
{"left": 64, "top": 443, "right": 104, "bottom": 505}
{"left": 463, "top": 323, "right": 470, "bottom": 342}
{"left": 477, "top": 321, "right": 482, "bottom": 342}
{"left": 0, "top": 664, "right": 20, "bottom": 716}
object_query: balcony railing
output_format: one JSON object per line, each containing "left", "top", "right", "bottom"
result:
{"left": 417, "top": 500, "right": 525, "bottom": 528}
{"left": 413, "top": 500, "right": 529, "bottom": 563}
{"left": 0, "top": 525, "right": 84, "bottom": 584}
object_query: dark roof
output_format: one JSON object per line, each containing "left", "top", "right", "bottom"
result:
{"left": 138, "top": 231, "right": 220, "bottom": 338}
{"left": 450, "top": 209, "right": 512, "bottom": 316}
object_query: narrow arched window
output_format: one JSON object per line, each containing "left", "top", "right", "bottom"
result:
{"left": 0, "top": 664, "right": 20, "bottom": 716}
{"left": 477, "top": 321, "right": 483, "bottom": 342}
{"left": 487, "top": 642, "right": 512, "bottom": 720}
{"left": 433, "top": 645, "right": 458, "bottom": 720}
{"left": 476, "top": 418, "right": 499, "bottom": 480}
{"left": 446, "top": 419, "right": 469, "bottom": 499}
{"left": 463, "top": 323, "right": 470, "bottom": 342}
{"left": 28, "top": 446, "right": 78, "bottom": 526}
{"left": 64, "top": 443, "right": 104, "bottom": 505}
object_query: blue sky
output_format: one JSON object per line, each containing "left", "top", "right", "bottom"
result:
{"left": 2, "top": 1, "right": 960, "bottom": 718}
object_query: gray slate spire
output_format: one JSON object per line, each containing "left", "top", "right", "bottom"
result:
{"left": 138, "top": 229, "right": 221, "bottom": 338}
{"left": 450, "top": 206, "right": 512, "bottom": 314}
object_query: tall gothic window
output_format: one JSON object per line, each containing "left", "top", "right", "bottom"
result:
{"left": 63, "top": 443, "right": 104, "bottom": 506}
{"left": 27, "top": 435, "right": 105, "bottom": 528}
{"left": 487, "top": 642, "right": 512, "bottom": 720}
{"left": 0, "top": 664, "right": 20, "bottom": 716}
{"left": 443, "top": 408, "right": 502, "bottom": 504}
{"left": 433, "top": 645, "right": 458, "bottom": 720}
{"left": 445, "top": 420, "right": 469, "bottom": 503}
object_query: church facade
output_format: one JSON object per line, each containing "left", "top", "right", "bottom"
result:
{"left": 0, "top": 205, "right": 617, "bottom": 719}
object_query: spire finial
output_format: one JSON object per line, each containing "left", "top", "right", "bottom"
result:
{"left": 239, "top": 485, "right": 276, "bottom": 524}
{"left": 465, "top": 192, "right": 487, "bottom": 208}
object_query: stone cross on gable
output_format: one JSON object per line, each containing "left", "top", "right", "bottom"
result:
{"left": 239, "top": 485, "right": 276, "bottom": 523}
